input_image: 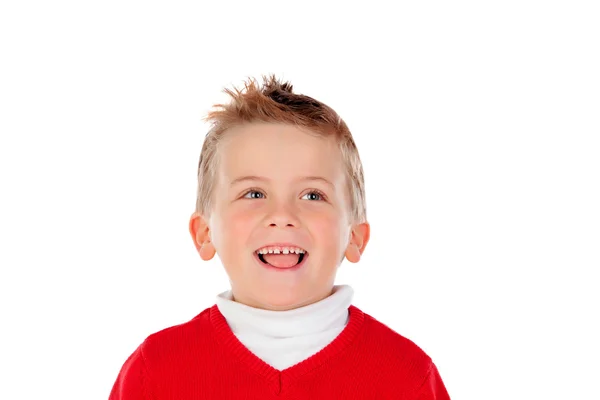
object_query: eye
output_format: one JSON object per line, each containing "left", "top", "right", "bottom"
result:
{"left": 243, "top": 189, "right": 265, "bottom": 199}
{"left": 301, "top": 190, "right": 326, "bottom": 201}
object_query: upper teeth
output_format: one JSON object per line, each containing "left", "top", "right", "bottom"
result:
{"left": 256, "top": 246, "right": 306, "bottom": 255}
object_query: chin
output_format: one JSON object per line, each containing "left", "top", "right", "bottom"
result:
{"left": 254, "top": 291, "right": 310, "bottom": 311}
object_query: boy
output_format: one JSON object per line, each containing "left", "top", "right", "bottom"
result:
{"left": 109, "top": 75, "right": 451, "bottom": 399}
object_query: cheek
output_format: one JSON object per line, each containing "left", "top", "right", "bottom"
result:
{"left": 216, "top": 207, "right": 257, "bottom": 245}
{"left": 308, "top": 213, "right": 344, "bottom": 243}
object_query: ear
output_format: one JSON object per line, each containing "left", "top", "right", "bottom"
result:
{"left": 344, "top": 222, "right": 370, "bottom": 263}
{"left": 189, "top": 211, "right": 216, "bottom": 261}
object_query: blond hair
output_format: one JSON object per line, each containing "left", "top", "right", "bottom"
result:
{"left": 195, "top": 74, "right": 367, "bottom": 224}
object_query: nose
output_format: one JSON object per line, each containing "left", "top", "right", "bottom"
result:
{"left": 266, "top": 202, "right": 300, "bottom": 228}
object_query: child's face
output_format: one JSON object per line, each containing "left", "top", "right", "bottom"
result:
{"left": 191, "top": 123, "right": 369, "bottom": 311}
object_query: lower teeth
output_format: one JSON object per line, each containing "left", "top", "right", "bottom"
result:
{"left": 257, "top": 252, "right": 306, "bottom": 266}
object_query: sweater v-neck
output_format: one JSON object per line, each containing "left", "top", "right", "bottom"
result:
{"left": 209, "top": 302, "right": 365, "bottom": 395}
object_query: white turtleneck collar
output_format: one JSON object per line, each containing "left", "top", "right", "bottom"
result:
{"left": 215, "top": 285, "right": 354, "bottom": 370}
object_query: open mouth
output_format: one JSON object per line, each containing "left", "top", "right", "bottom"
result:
{"left": 254, "top": 246, "right": 308, "bottom": 269}
{"left": 257, "top": 251, "right": 306, "bottom": 267}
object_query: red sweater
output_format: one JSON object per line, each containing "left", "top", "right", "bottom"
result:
{"left": 109, "top": 304, "right": 450, "bottom": 399}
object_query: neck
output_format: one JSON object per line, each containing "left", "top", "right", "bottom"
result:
{"left": 214, "top": 285, "right": 354, "bottom": 369}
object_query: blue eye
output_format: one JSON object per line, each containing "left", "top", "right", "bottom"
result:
{"left": 302, "top": 191, "right": 325, "bottom": 201}
{"left": 243, "top": 190, "right": 264, "bottom": 199}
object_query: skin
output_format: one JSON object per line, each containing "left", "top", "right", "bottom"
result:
{"left": 189, "top": 122, "right": 370, "bottom": 311}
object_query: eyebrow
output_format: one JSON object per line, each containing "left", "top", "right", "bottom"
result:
{"left": 230, "top": 175, "right": 334, "bottom": 189}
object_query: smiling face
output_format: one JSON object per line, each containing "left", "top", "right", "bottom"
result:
{"left": 190, "top": 122, "right": 369, "bottom": 311}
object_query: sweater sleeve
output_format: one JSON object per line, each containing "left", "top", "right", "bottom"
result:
{"left": 109, "top": 344, "right": 155, "bottom": 400}
{"left": 414, "top": 362, "right": 451, "bottom": 400}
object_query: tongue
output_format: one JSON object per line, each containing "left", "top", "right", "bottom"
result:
{"left": 263, "top": 253, "right": 300, "bottom": 268}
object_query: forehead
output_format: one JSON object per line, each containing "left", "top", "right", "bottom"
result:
{"left": 217, "top": 123, "right": 344, "bottom": 182}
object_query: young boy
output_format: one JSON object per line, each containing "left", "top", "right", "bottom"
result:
{"left": 109, "top": 75, "right": 451, "bottom": 399}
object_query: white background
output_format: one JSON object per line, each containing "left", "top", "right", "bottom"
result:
{"left": 1, "top": 1, "right": 598, "bottom": 399}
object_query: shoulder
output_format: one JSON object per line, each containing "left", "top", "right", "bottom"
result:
{"left": 354, "top": 307, "right": 437, "bottom": 393}
{"left": 138, "top": 306, "right": 214, "bottom": 368}
{"left": 361, "top": 308, "right": 433, "bottom": 365}
{"left": 110, "top": 307, "right": 216, "bottom": 398}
